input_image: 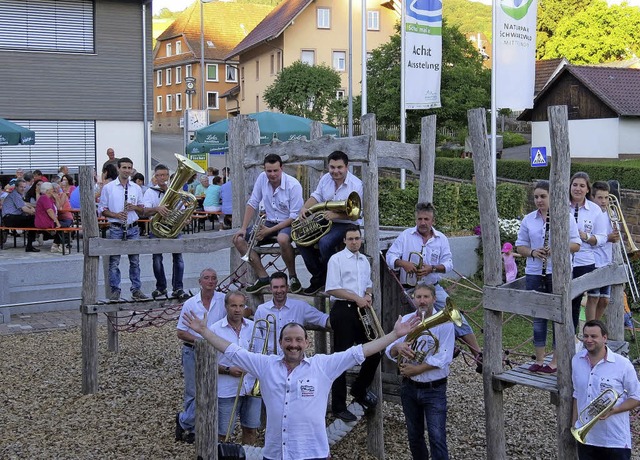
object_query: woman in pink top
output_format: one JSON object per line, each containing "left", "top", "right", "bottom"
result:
{"left": 35, "top": 182, "right": 64, "bottom": 254}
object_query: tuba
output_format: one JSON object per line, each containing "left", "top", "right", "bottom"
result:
{"left": 150, "top": 154, "right": 205, "bottom": 238}
{"left": 571, "top": 388, "right": 623, "bottom": 444}
{"left": 398, "top": 297, "right": 463, "bottom": 365}
{"left": 291, "top": 191, "right": 361, "bottom": 247}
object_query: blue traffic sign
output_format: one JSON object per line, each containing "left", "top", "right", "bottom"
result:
{"left": 530, "top": 147, "right": 547, "bottom": 168}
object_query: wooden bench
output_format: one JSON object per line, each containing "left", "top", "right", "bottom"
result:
{"left": 192, "top": 210, "right": 223, "bottom": 232}
{"left": 0, "top": 226, "right": 81, "bottom": 254}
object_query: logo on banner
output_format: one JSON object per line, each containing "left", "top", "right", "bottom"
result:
{"left": 407, "top": 0, "right": 442, "bottom": 23}
{"left": 500, "top": 0, "right": 534, "bottom": 20}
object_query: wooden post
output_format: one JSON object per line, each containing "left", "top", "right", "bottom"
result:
{"left": 419, "top": 115, "right": 437, "bottom": 203}
{"left": 606, "top": 242, "right": 625, "bottom": 342}
{"left": 80, "top": 166, "right": 100, "bottom": 394}
{"left": 195, "top": 339, "right": 218, "bottom": 460}
{"left": 547, "top": 105, "right": 577, "bottom": 460}
{"left": 103, "top": 254, "right": 119, "bottom": 353}
{"left": 361, "top": 113, "right": 384, "bottom": 459}
{"left": 0, "top": 268, "right": 10, "bottom": 324}
{"left": 467, "top": 107, "right": 506, "bottom": 460}
{"left": 313, "top": 296, "right": 328, "bottom": 354}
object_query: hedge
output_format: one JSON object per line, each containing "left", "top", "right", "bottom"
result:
{"left": 434, "top": 158, "right": 640, "bottom": 190}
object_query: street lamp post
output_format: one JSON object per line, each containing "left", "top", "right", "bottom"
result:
{"left": 200, "top": 0, "right": 207, "bottom": 112}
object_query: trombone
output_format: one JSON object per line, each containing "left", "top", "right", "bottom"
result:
{"left": 224, "top": 313, "right": 277, "bottom": 442}
{"left": 607, "top": 194, "right": 640, "bottom": 302}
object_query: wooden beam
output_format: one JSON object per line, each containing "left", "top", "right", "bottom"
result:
{"left": 376, "top": 140, "right": 420, "bottom": 170}
{"left": 484, "top": 286, "right": 563, "bottom": 322}
{"left": 195, "top": 339, "right": 218, "bottom": 459}
{"left": 87, "top": 231, "right": 235, "bottom": 256}
{"left": 569, "top": 263, "right": 627, "bottom": 300}
{"left": 82, "top": 299, "right": 182, "bottom": 314}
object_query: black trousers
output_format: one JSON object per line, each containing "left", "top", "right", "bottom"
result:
{"left": 577, "top": 444, "right": 630, "bottom": 460}
{"left": 330, "top": 300, "right": 381, "bottom": 413}
{"left": 3, "top": 214, "right": 36, "bottom": 245}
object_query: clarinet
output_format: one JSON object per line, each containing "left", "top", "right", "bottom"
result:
{"left": 540, "top": 211, "right": 550, "bottom": 281}
{"left": 122, "top": 184, "right": 129, "bottom": 241}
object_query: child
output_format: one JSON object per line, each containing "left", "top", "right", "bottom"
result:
{"left": 501, "top": 242, "right": 521, "bottom": 282}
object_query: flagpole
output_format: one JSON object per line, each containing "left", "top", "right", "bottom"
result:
{"left": 361, "top": 0, "right": 367, "bottom": 117}
{"left": 348, "top": 0, "right": 354, "bottom": 137}
{"left": 400, "top": 0, "right": 406, "bottom": 190}
{"left": 490, "top": 0, "right": 497, "bottom": 185}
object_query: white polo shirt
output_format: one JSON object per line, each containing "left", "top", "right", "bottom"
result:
{"left": 385, "top": 226, "right": 453, "bottom": 285}
{"left": 98, "top": 179, "right": 143, "bottom": 225}
{"left": 224, "top": 343, "right": 365, "bottom": 460}
{"left": 572, "top": 347, "right": 640, "bottom": 449}
{"left": 254, "top": 297, "right": 329, "bottom": 354}
{"left": 570, "top": 199, "right": 608, "bottom": 267}
{"left": 593, "top": 209, "right": 614, "bottom": 268}
{"left": 176, "top": 291, "right": 226, "bottom": 339}
{"left": 325, "top": 247, "right": 372, "bottom": 301}
{"left": 310, "top": 171, "right": 363, "bottom": 225}
{"left": 246, "top": 171, "right": 303, "bottom": 223}
{"left": 211, "top": 317, "right": 257, "bottom": 398}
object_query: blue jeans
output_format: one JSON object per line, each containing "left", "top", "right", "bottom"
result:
{"left": 400, "top": 379, "right": 449, "bottom": 460}
{"left": 107, "top": 225, "right": 141, "bottom": 292}
{"left": 526, "top": 274, "right": 555, "bottom": 348}
{"left": 178, "top": 345, "right": 196, "bottom": 431}
{"left": 218, "top": 395, "right": 262, "bottom": 435}
{"left": 433, "top": 284, "right": 473, "bottom": 338}
{"left": 149, "top": 232, "right": 184, "bottom": 292}
{"left": 298, "top": 222, "right": 350, "bottom": 287}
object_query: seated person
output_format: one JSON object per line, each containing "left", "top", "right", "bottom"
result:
{"left": 35, "top": 182, "right": 64, "bottom": 254}
{"left": 203, "top": 176, "right": 222, "bottom": 213}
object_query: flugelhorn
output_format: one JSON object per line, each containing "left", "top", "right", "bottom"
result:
{"left": 241, "top": 214, "right": 266, "bottom": 262}
{"left": 150, "top": 154, "right": 205, "bottom": 238}
{"left": 291, "top": 191, "right": 361, "bottom": 247}
{"left": 404, "top": 251, "right": 424, "bottom": 287}
{"left": 571, "top": 388, "right": 623, "bottom": 444}
{"left": 358, "top": 306, "right": 385, "bottom": 341}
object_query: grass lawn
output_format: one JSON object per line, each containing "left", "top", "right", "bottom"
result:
{"left": 440, "top": 277, "right": 640, "bottom": 363}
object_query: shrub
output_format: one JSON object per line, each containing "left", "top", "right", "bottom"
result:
{"left": 501, "top": 132, "right": 528, "bottom": 148}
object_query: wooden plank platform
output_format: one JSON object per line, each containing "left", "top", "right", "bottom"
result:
{"left": 493, "top": 357, "right": 558, "bottom": 394}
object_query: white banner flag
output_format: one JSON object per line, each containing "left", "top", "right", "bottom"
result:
{"left": 495, "top": 0, "right": 538, "bottom": 110}
{"left": 403, "top": 0, "right": 443, "bottom": 110}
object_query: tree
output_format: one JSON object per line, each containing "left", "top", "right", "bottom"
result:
{"left": 366, "top": 21, "right": 490, "bottom": 141}
{"left": 263, "top": 61, "right": 342, "bottom": 121}
{"left": 541, "top": 1, "right": 640, "bottom": 64}
{"left": 536, "top": 0, "right": 595, "bottom": 59}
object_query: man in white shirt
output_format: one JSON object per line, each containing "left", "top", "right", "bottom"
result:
{"left": 175, "top": 268, "right": 226, "bottom": 444}
{"left": 386, "top": 202, "right": 482, "bottom": 369}
{"left": 232, "top": 154, "right": 304, "bottom": 294}
{"left": 254, "top": 271, "right": 330, "bottom": 354}
{"left": 212, "top": 291, "right": 261, "bottom": 445}
{"left": 98, "top": 157, "right": 148, "bottom": 301}
{"left": 143, "top": 164, "right": 187, "bottom": 301}
{"left": 325, "top": 225, "right": 379, "bottom": 422}
{"left": 386, "top": 283, "right": 454, "bottom": 460}
{"left": 297, "top": 150, "right": 363, "bottom": 295}
{"left": 182, "top": 301, "right": 420, "bottom": 460}
{"left": 572, "top": 320, "right": 640, "bottom": 460}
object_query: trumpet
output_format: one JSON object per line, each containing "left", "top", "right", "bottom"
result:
{"left": 224, "top": 313, "right": 277, "bottom": 442}
{"left": 571, "top": 388, "right": 624, "bottom": 444}
{"left": 358, "top": 306, "right": 385, "bottom": 341}
{"left": 404, "top": 251, "right": 424, "bottom": 287}
{"left": 241, "top": 214, "right": 266, "bottom": 262}
{"left": 607, "top": 194, "right": 640, "bottom": 302}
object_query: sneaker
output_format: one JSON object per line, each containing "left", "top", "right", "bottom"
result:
{"left": 289, "top": 277, "right": 302, "bottom": 294}
{"left": 302, "top": 284, "right": 324, "bottom": 296}
{"left": 131, "top": 289, "right": 149, "bottom": 300}
{"left": 245, "top": 278, "right": 270, "bottom": 294}
{"left": 334, "top": 409, "right": 357, "bottom": 422}
{"left": 151, "top": 289, "right": 167, "bottom": 299}
{"left": 35, "top": 234, "right": 43, "bottom": 247}
{"left": 50, "top": 243, "right": 62, "bottom": 254}
{"left": 175, "top": 413, "right": 185, "bottom": 442}
{"left": 109, "top": 289, "right": 121, "bottom": 301}
{"left": 172, "top": 289, "right": 191, "bottom": 301}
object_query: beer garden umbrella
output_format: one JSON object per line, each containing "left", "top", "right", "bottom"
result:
{"left": 0, "top": 118, "right": 35, "bottom": 145}
{"left": 186, "top": 111, "right": 338, "bottom": 154}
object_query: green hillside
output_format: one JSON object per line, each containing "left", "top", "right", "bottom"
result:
{"left": 444, "top": 0, "right": 492, "bottom": 39}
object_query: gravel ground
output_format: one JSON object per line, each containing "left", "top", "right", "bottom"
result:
{"left": 1, "top": 325, "right": 638, "bottom": 459}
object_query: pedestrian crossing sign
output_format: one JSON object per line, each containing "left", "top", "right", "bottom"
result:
{"left": 530, "top": 147, "right": 547, "bottom": 168}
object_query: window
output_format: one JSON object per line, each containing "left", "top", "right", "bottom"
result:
{"left": 186, "top": 64, "right": 193, "bottom": 78}
{"left": 166, "top": 68, "right": 172, "bottom": 86}
{"left": 317, "top": 8, "right": 330, "bottom": 29}
{"left": 336, "top": 90, "right": 345, "bottom": 99}
{"left": 186, "top": 93, "right": 193, "bottom": 110}
{"left": 276, "top": 51, "right": 282, "bottom": 73}
{"left": 166, "top": 94, "right": 173, "bottom": 112}
{"left": 332, "top": 51, "right": 346, "bottom": 72}
{"left": 207, "top": 64, "right": 218, "bottom": 81}
{"left": 207, "top": 92, "right": 219, "bottom": 109}
{"left": 367, "top": 10, "right": 380, "bottom": 31}
{"left": 0, "top": 0, "right": 94, "bottom": 53}
{"left": 156, "top": 96, "right": 162, "bottom": 113}
{"left": 240, "top": 66, "right": 245, "bottom": 101}
{"left": 256, "top": 95, "right": 260, "bottom": 112}
{"left": 166, "top": 43, "right": 172, "bottom": 57}
{"left": 176, "top": 66, "right": 182, "bottom": 84}
{"left": 226, "top": 65, "right": 237, "bottom": 82}
{"left": 255, "top": 60, "right": 260, "bottom": 80}
{"left": 156, "top": 70, "right": 162, "bottom": 87}
{"left": 175, "top": 40, "right": 182, "bottom": 54}
{"left": 301, "top": 50, "right": 315, "bottom": 66}
{"left": 270, "top": 54, "right": 275, "bottom": 75}
{"left": 175, "top": 93, "right": 182, "bottom": 111}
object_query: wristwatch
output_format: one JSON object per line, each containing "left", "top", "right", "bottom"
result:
{"left": 224, "top": 366, "right": 230, "bottom": 375}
